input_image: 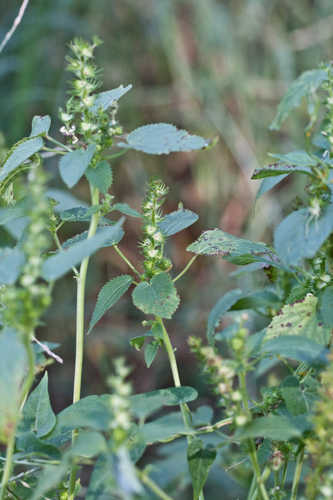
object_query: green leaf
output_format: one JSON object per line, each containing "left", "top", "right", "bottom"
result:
{"left": 256, "top": 174, "right": 288, "bottom": 199}
{"left": 118, "top": 123, "right": 209, "bottom": 154}
{"left": 270, "top": 69, "right": 328, "bottom": 130}
{"left": 265, "top": 293, "right": 331, "bottom": 345}
{"left": 16, "top": 432, "right": 60, "bottom": 459}
{"left": 207, "top": 289, "right": 244, "bottom": 345}
{"left": 252, "top": 151, "right": 316, "bottom": 179}
{"left": 19, "top": 372, "right": 56, "bottom": 438}
{"left": 236, "top": 415, "right": 302, "bottom": 441}
{"left": 59, "top": 144, "right": 96, "bottom": 188}
{"left": 130, "top": 326, "right": 163, "bottom": 351}
{"left": 30, "top": 458, "right": 69, "bottom": 500}
{"left": 88, "top": 275, "right": 133, "bottom": 333}
{"left": 112, "top": 202, "right": 141, "bottom": 218}
{"left": 318, "top": 285, "right": 333, "bottom": 327}
{"left": 187, "top": 438, "right": 216, "bottom": 500}
{"left": 0, "top": 328, "right": 27, "bottom": 443}
{"left": 280, "top": 376, "right": 307, "bottom": 416}
{"left": 42, "top": 222, "right": 124, "bottom": 281}
{"left": 91, "top": 84, "right": 132, "bottom": 113}
{"left": 85, "top": 160, "right": 113, "bottom": 194}
{"left": 159, "top": 208, "right": 198, "bottom": 236}
{"left": 115, "top": 447, "right": 143, "bottom": 495}
{"left": 131, "top": 386, "right": 198, "bottom": 420}
{"left": 142, "top": 412, "right": 191, "bottom": 444}
{"left": 132, "top": 272, "right": 180, "bottom": 319}
{"left": 0, "top": 136, "right": 43, "bottom": 183}
{"left": 260, "top": 335, "right": 328, "bottom": 365}
{"left": 274, "top": 205, "right": 333, "bottom": 266}
{"left": 60, "top": 206, "right": 99, "bottom": 222}
{"left": 86, "top": 453, "right": 116, "bottom": 499}
{"left": 46, "top": 188, "right": 88, "bottom": 211}
{"left": 30, "top": 115, "right": 51, "bottom": 136}
{"left": 71, "top": 430, "right": 107, "bottom": 458}
{"left": 0, "top": 247, "right": 25, "bottom": 284}
{"left": 188, "top": 228, "right": 276, "bottom": 266}
{"left": 144, "top": 340, "right": 160, "bottom": 368}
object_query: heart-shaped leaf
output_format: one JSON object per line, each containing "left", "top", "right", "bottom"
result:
{"left": 132, "top": 273, "right": 179, "bottom": 319}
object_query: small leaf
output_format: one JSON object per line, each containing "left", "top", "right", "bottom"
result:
{"left": 88, "top": 275, "right": 133, "bottom": 334}
{"left": 59, "top": 144, "right": 96, "bottom": 188}
{"left": 188, "top": 438, "right": 216, "bottom": 500}
{"left": 85, "top": 160, "right": 113, "bottom": 194}
{"left": 131, "top": 386, "right": 198, "bottom": 420}
{"left": 91, "top": 84, "right": 132, "bottom": 113}
{"left": 130, "top": 326, "right": 163, "bottom": 351}
{"left": 112, "top": 202, "right": 141, "bottom": 218}
{"left": 280, "top": 376, "right": 307, "bottom": 416}
{"left": 144, "top": 340, "right": 160, "bottom": 368}
{"left": 0, "top": 136, "right": 43, "bottom": 183}
{"left": 159, "top": 208, "right": 198, "bottom": 236}
{"left": 274, "top": 205, "right": 333, "bottom": 266}
{"left": 0, "top": 247, "right": 25, "bottom": 285}
{"left": 270, "top": 69, "right": 328, "bottom": 130}
{"left": 30, "top": 115, "right": 51, "bottom": 136}
{"left": 207, "top": 289, "right": 244, "bottom": 345}
{"left": 265, "top": 293, "right": 331, "bottom": 345}
{"left": 318, "top": 285, "right": 333, "bottom": 327}
{"left": 118, "top": 123, "right": 209, "bottom": 154}
{"left": 19, "top": 372, "right": 56, "bottom": 438}
{"left": 42, "top": 222, "right": 124, "bottom": 281}
{"left": 236, "top": 415, "right": 302, "bottom": 441}
{"left": 252, "top": 150, "right": 317, "bottom": 179}
{"left": 132, "top": 272, "right": 180, "bottom": 319}
{"left": 260, "top": 335, "right": 328, "bottom": 365}
{"left": 256, "top": 174, "right": 288, "bottom": 199}
{"left": 60, "top": 206, "right": 99, "bottom": 222}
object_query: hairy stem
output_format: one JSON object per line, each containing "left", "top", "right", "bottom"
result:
{"left": 290, "top": 446, "right": 305, "bottom": 500}
{"left": 68, "top": 185, "right": 100, "bottom": 500}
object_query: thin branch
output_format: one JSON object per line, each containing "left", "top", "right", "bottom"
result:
{"left": 32, "top": 336, "right": 63, "bottom": 364}
{"left": 0, "top": 0, "right": 30, "bottom": 54}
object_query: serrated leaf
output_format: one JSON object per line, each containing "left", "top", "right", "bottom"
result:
{"left": 131, "top": 386, "right": 198, "bottom": 420}
{"left": 252, "top": 150, "right": 316, "bottom": 179}
{"left": 85, "top": 160, "right": 113, "bottom": 194}
{"left": 144, "top": 340, "right": 160, "bottom": 368}
{"left": 159, "top": 209, "right": 198, "bottom": 236}
{"left": 270, "top": 69, "right": 328, "bottom": 130}
{"left": 59, "top": 144, "right": 96, "bottom": 188}
{"left": 260, "top": 335, "right": 328, "bottom": 365}
{"left": 19, "top": 372, "right": 56, "bottom": 438}
{"left": 112, "top": 202, "right": 141, "bottom": 218}
{"left": 42, "top": 222, "right": 124, "bottom": 281}
{"left": 207, "top": 289, "right": 244, "bottom": 345}
{"left": 88, "top": 275, "right": 133, "bottom": 334}
{"left": 118, "top": 123, "right": 209, "bottom": 154}
{"left": 59, "top": 206, "right": 99, "bottom": 222}
{"left": 132, "top": 272, "right": 180, "bottom": 319}
{"left": 236, "top": 415, "right": 302, "bottom": 441}
{"left": 318, "top": 285, "right": 333, "bottom": 327}
{"left": 256, "top": 174, "right": 288, "bottom": 199}
{"left": 0, "top": 247, "right": 25, "bottom": 284}
{"left": 265, "top": 293, "right": 331, "bottom": 345}
{"left": 187, "top": 228, "right": 276, "bottom": 266}
{"left": 280, "top": 376, "right": 307, "bottom": 416}
{"left": 30, "top": 115, "right": 51, "bottom": 136}
{"left": 0, "top": 136, "right": 43, "bottom": 183}
{"left": 188, "top": 438, "right": 216, "bottom": 500}
{"left": 274, "top": 205, "right": 333, "bottom": 266}
{"left": 46, "top": 188, "right": 88, "bottom": 211}
{"left": 91, "top": 84, "right": 132, "bottom": 113}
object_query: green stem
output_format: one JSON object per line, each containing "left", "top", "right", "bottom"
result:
{"left": 113, "top": 244, "right": 141, "bottom": 278}
{"left": 0, "top": 334, "right": 35, "bottom": 500}
{"left": 53, "top": 232, "right": 79, "bottom": 276}
{"left": 173, "top": 256, "right": 197, "bottom": 282}
{"left": 137, "top": 468, "right": 174, "bottom": 500}
{"left": 68, "top": 186, "right": 100, "bottom": 500}
{"left": 290, "top": 446, "right": 304, "bottom": 500}
{"left": 46, "top": 135, "right": 72, "bottom": 152}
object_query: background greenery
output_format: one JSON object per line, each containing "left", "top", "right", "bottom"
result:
{"left": 1, "top": 1, "right": 333, "bottom": 497}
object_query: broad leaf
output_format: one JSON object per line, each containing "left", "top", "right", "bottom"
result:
{"left": 71, "top": 430, "right": 107, "bottom": 458}
{"left": 141, "top": 412, "right": 191, "bottom": 444}
{"left": 46, "top": 188, "right": 88, "bottom": 211}
{"left": 60, "top": 206, "right": 99, "bottom": 222}
{"left": 85, "top": 160, "right": 113, "bottom": 194}
{"left": 0, "top": 328, "right": 27, "bottom": 443}
{"left": 86, "top": 453, "right": 116, "bottom": 499}
{"left": 187, "top": 438, "right": 216, "bottom": 500}
{"left": 260, "top": 335, "right": 328, "bottom": 365}
{"left": 59, "top": 144, "right": 96, "bottom": 188}
{"left": 0, "top": 247, "right": 25, "bottom": 284}
{"left": 30, "top": 459, "right": 69, "bottom": 500}
{"left": 318, "top": 285, "right": 333, "bottom": 327}
{"left": 270, "top": 69, "right": 328, "bottom": 130}
{"left": 42, "top": 222, "right": 124, "bottom": 281}
{"left": 207, "top": 289, "right": 244, "bottom": 345}
{"left": 256, "top": 174, "right": 288, "bottom": 199}
{"left": 118, "top": 123, "right": 208, "bottom": 154}
{"left": 159, "top": 208, "right": 198, "bottom": 236}
{"left": 131, "top": 386, "right": 198, "bottom": 420}
{"left": 88, "top": 275, "right": 133, "bottom": 333}
{"left": 0, "top": 136, "right": 43, "bottom": 183}
{"left": 236, "top": 415, "right": 302, "bottom": 441}
{"left": 280, "top": 376, "right": 307, "bottom": 416}
{"left": 91, "top": 84, "right": 132, "bottom": 113}
{"left": 30, "top": 115, "right": 51, "bottom": 136}
{"left": 16, "top": 432, "right": 60, "bottom": 459}
{"left": 144, "top": 340, "right": 160, "bottom": 368}
{"left": 265, "top": 293, "right": 331, "bottom": 345}
{"left": 112, "top": 202, "right": 141, "bottom": 218}
{"left": 252, "top": 150, "right": 317, "bottom": 179}
{"left": 274, "top": 205, "right": 333, "bottom": 266}
{"left": 132, "top": 272, "right": 179, "bottom": 319}
{"left": 19, "top": 372, "right": 56, "bottom": 438}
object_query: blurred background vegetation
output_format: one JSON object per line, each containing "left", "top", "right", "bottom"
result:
{"left": 1, "top": 1, "right": 333, "bottom": 497}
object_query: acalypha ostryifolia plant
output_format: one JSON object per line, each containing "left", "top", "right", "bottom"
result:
{"left": 0, "top": 37, "right": 332, "bottom": 500}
